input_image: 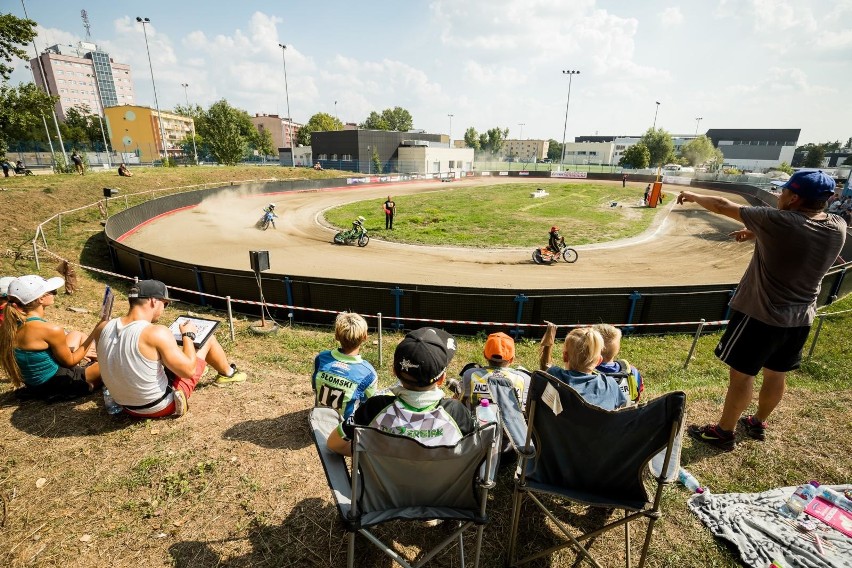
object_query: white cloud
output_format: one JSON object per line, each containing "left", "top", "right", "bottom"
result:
{"left": 659, "top": 7, "right": 684, "bottom": 26}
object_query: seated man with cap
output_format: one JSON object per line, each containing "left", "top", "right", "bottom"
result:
{"left": 456, "top": 332, "right": 531, "bottom": 411}
{"left": 327, "top": 327, "right": 475, "bottom": 457}
{"left": 95, "top": 280, "right": 246, "bottom": 418}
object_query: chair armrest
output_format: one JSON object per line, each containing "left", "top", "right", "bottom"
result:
{"left": 308, "top": 408, "right": 353, "bottom": 517}
{"left": 488, "top": 377, "right": 535, "bottom": 457}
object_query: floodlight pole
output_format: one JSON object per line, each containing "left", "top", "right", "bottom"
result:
{"left": 279, "top": 43, "right": 295, "bottom": 167}
{"left": 560, "top": 70, "right": 580, "bottom": 169}
{"left": 181, "top": 83, "right": 199, "bottom": 165}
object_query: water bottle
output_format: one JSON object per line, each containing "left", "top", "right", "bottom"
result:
{"left": 476, "top": 399, "right": 497, "bottom": 425}
{"left": 817, "top": 486, "right": 852, "bottom": 513}
{"left": 677, "top": 468, "right": 704, "bottom": 494}
{"left": 778, "top": 481, "right": 820, "bottom": 518}
{"left": 103, "top": 388, "right": 123, "bottom": 415}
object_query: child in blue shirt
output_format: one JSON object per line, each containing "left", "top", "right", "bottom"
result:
{"left": 592, "top": 323, "right": 644, "bottom": 402}
{"left": 312, "top": 312, "right": 378, "bottom": 420}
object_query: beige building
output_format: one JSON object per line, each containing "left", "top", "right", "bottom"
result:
{"left": 251, "top": 114, "right": 302, "bottom": 155}
{"left": 104, "top": 105, "right": 194, "bottom": 163}
{"left": 397, "top": 145, "right": 474, "bottom": 174}
{"left": 562, "top": 141, "right": 616, "bottom": 165}
{"left": 31, "top": 42, "right": 135, "bottom": 121}
{"left": 502, "top": 139, "right": 549, "bottom": 161}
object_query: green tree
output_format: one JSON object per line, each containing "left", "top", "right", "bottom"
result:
{"left": 803, "top": 145, "right": 826, "bottom": 168}
{"left": 618, "top": 143, "right": 650, "bottom": 169}
{"left": 61, "top": 104, "right": 104, "bottom": 149}
{"left": 478, "top": 127, "right": 509, "bottom": 155}
{"left": 0, "top": 14, "right": 37, "bottom": 82}
{"left": 360, "top": 107, "right": 413, "bottom": 131}
{"left": 679, "top": 135, "right": 716, "bottom": 167}
{"left": 843, "top": 155, "right": 852, "bottom": 166}
{"left": 776, "top": 161, "right": 794, "bottom": 175}
{"left": 371, "top": 147, "right": 382, "bottom": 174}
{"left": 296, "top": 112, "right": 343, "bottom": 146}
{"left": 463, "top": 127, "right": 480, "bottom": 150}
{"left": 547, "top": 139, "right": 562, "bottom": 161}
{"left": 709, "top": 148, "right": 725, "bottom": 172}
{"left": 361, "top": 111, "right": 389, "bottom": 130}
{"left": 0, "top": 82, "right": 57, "bottom": 157}
{"left": 639, "top": 127, "right": 675, "bottom": 167}
{"left": 196, "top": 99, "right": 250, "bottom": 165}
{"left": 252, "top": 127, "right": 274, "bottom": 159}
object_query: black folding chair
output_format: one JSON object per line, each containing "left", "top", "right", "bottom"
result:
{"left": 309, "top": 407, "right": 498, "bottom": 568}
{"left": 491, "top": 371, "right": 686, "bottom": 568}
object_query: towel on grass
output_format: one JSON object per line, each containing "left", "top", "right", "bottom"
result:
{"left": 688, "top": 485, "right": 852, "bottom": 568}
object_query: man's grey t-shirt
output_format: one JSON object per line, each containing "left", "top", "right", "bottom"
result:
{"left": 731, "top": 207, "right": 846, "bottom": 327}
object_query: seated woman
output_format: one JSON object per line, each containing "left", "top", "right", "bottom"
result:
{"left": 539, "top": 323, "right": 628, "bottom": 410}
{"left": 14, "top": 161, "right": 33, "bottom": 176}
{"left": 0, "top": 275, "right": 103, "bottom": 400}
{"left": 117, "top": 163, "right": 133, "bottom": 177}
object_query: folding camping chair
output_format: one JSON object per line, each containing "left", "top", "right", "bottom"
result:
{"left": 491, "top": 371, "right": 686, "bottom": 568}
{"left": 309, "top": 407, "right": 498, "bottom": 568}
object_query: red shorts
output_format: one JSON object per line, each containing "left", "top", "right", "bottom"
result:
{"left": 124, "top": 358, "right": 207, "bottom": 419}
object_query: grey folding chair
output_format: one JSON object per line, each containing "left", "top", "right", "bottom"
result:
{"left": 490, "top": 371, "right": 686, "bottom": 568}
{"left": 309, "top": 407, "right": 498, "bottom": 568}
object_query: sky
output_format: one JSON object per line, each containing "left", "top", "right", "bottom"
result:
{"left": 6, "top": 0, "right": 852, "bottom": 145}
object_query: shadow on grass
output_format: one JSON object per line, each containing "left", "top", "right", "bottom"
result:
{"left": 222, "top": 408, "right": 311, "bottom": 450}
{"left": 3, "top": 389, "right": 130, "bottom": 438}
{"left": 169, "top": 497, "right": 364, "bottom": 567}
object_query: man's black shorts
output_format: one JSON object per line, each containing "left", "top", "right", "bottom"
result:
{"left": 714, "top": 310, "right": 810, "bottom": 376}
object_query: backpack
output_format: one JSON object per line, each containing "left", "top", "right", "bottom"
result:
{"left": 601, "top": 359, "right": 642, "bottom": 402}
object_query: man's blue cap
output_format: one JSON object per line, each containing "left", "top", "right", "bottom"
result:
{"left": 781, "top": 170, "right": 836, "bottom": 199}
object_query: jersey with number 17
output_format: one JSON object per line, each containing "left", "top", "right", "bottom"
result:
{"left": 312, "top": 349, "right": 378, "bottom": 420}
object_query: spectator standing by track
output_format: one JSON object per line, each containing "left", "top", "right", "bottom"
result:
{"left": 678, "top": 170, "right": 846, "bottom": 451}
{"left": 383, "top": 196, "right": 396, "bottom": 230}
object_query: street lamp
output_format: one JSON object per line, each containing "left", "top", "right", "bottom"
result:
{"left": 24, "top": 65, "right": 57, "bottom": 160}
{"left": 278, "top": 43, "right": 295, "bottom": 167}
{"left": 180, "top": 83, "right": 199, "bottom": 165}
{"left": 518, "top": 122, "right": 525, "bottom": 140}
{"left": 694, "top": 117, "right": 703, "bottom": 137}
{"left": 448, "top": 113, "right": 454, "bottom": 146}
{"left": 652, "top": 101, "right": 660, "bottom": 130}
{"left": 136, "top": 17, "right": 168, "bottom": 163}
{"left": 87, "top": 73, "right": 112, "bottom": 167}
{"left": 334, "top": 100, "right": 338, "bottom": 121}
{"left": 560, "top": 70, "right": 580, "bottom": 168}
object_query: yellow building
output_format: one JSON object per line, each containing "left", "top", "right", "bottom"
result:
{"left": 104, "top": 105, "right": 194, "bottom": 163}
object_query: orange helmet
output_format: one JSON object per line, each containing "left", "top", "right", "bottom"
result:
{"left": 551, "top": 226, "right": 559, "bottom": 232}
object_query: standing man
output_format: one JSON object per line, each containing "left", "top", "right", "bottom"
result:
{"left": 678, "top": 171, "right": 846, "bottom": 451}
{"left": 622, "top": 173, "right": 628, "bottom": 188}
{"left": 71, "top": 151, "right": 84, "bottom": 175}
{"left": 383, "top": 195, "right": 396, "bottom": 230}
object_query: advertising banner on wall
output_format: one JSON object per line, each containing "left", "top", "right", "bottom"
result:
{"left": 499, "top": 171, "right": 509, "bottom": 176}
{"left": 550, "top": 171, "right": 588, "bottom": 179}
{"left": 519, "top": 171, "right": 530, "bottom": 176}
{"left": 662, "top": 175, "right": 691, "bottom": 186}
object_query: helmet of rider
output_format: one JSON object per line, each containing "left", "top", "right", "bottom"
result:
{"left": 268, "top": 203, "right": 276, "bottom": 209}
{"left": 550, "top": 226, "right": 559, "bottom": 233}
{"left": 357, "top": 216, "right": 366, "bottom": 222}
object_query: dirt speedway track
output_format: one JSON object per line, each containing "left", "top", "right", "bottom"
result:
{"left": 119, "top": 178, "right": 753, "bottom": 289}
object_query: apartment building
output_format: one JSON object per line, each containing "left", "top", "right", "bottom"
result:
{"left": 30, "top": 42, "right": 135, "bottom": 121}
{"left": 104, "top": 105, "right": 194, "bottom": 163}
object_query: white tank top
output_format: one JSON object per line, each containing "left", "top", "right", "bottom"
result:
{"left": 98, "top": 319, "right": 172, "bottom": 413}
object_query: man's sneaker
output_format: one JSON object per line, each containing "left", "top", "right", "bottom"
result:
{"left": 738, "top": 415, "right": 767, "bottom": 441}
{"left": 215, "top": 363, "right": 247, "bottom": 386}
{"left": 173, "top": 389, "right": 188, "bottom": 417}
{"left": 687, "top": 423, "right": 735, "bottom": 452}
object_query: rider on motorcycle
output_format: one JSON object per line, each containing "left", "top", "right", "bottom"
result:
{"left": 263, "top": 203, "right": 277, "bottom": 216}
{"left": 546, "top": 226, "right": 563, "bottom": 253}
{"left": 352, "top": 216, "right": 366, "bottom": 235}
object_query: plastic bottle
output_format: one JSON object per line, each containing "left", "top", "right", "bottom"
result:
{"left": 677, "top": 468, "right": 704, "bottom": 494}
{"left": 778, "top": 481, "right": 820, "bottom": 518}
{"left": 476, "top": 399, "right": 497, "bottom": 425}
{"left": 817, "top": 486, "right": 852, "bottom": 513}
{"left": 103, "top": 388, "right": 123, "bottom": 415}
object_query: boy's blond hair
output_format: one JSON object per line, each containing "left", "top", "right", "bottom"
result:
{"left": 335, "top": 312, "right": 368, "bottom": 353}
{"left": 592, "top": 323, "right": 622, "bottom": 362}
{"left": 563, "top": 327, "right": 604, "bottom": 373}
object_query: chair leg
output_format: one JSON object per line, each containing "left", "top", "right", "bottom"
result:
{"left": 347, "top": 531, "right": 355, "bottom": 568}
{"left": 472, "top": 524, "right": 485, "bottom": 568}
{"left": 506, "top": 487, "right": 525, "bottom": 566}
{"left": 636, "top": 516, "right": 658, "bottom": 568}
{"left": 459, "top": 531, "right": 466, "bottom": 568}
{"left": 624, "top": 511, "right": 631, "bottom": 568}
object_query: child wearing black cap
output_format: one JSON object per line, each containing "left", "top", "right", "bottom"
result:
{"left": 327, "top": 327, "right": 475, "bottom": 457}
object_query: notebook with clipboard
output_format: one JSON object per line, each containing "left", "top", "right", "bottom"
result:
{"left": 168, "top": 316, "right": 221, "bottom": 349}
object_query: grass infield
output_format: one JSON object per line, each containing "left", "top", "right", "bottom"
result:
{"left": 0, "top": 166, "right": 849, "bottom": 567}
{"left": 325, "top": 182, "right": 657, "bottom": 247}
